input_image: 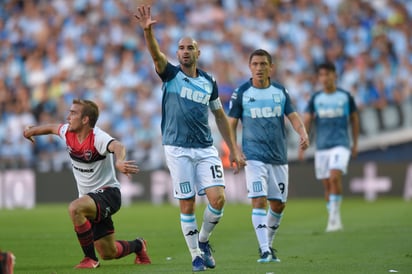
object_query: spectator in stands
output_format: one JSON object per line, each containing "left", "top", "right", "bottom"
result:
{"left": 0, "top": 0, "right": 411, "bottom": 169}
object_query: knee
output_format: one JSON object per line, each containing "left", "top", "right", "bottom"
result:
{"left": 95, "top": 245, "right": 117, "bottom": 260}
{"left": 270, "top": 201, "right": 285, "bottom": 213}
{"left": 252, "top": 197, "right": 267, "bottom": 209}
{"left": 209, "top": 193, "right": 225, "bottom": 210}
{"left": 329, "top": 175, "right": 340, "bottom": 185}
{"left": 179, "top": 198, "right": 196, "bottom": 214}
{"left": 329, "top": 171, "right": 342, "bottom": 184}
{"left": 68, "top": 201, "right": 81, "bottom": 219}
{"left": 99, "top": 251, "right": 116, "bottom": 260}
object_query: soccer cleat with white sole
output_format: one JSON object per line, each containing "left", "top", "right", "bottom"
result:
{"left": 74, "top": 257, "right": 100, "bottom": 269}
{"left": 270, "top": 247, "right": 281, "bottom": 262}
{"left": 326, "top": 220, "right": 343, "bottom": 232}
{"left": 257, "top": 250, "right": 273, "bottom": 263}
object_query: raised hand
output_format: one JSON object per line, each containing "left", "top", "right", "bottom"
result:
{"left": 134, "top": 5, "right": 157, "bottom": 30}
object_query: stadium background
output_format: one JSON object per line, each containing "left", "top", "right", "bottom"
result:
{"left": 0, "top": 0, "right": 411, "bottom": 207}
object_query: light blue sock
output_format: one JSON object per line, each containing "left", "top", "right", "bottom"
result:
{"left": 328, "top": 194, "right": 342, "bottom": 221}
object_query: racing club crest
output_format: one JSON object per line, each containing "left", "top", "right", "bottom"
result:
{"left": 273, "top": 94, "right": 281, "bottom": 103}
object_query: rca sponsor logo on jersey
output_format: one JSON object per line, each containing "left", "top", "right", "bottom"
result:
{"left": 180, "top": 87, "right": 211, "bottom": 105}
{"left": 250, "top": 106, "right": 282, "bottom": 118}
{"left": 318, "top": 107, "right": 344, "bottom": 118}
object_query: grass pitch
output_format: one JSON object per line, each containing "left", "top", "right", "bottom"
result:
{"left": 0, "top": 198, "right": 411, "bottom": 274}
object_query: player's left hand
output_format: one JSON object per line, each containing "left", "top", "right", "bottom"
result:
{"left": 116, "top": 160, "right": 140, "bottom": 177}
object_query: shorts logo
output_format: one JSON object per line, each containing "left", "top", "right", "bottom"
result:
{"left": 180, "top": 181, "right": 191, "bottom": 194}
{"left": 104, "top": 206, "right": 111, "bottom": 218}
{"left": 252, "top": 181, "right": 263, "bottom": 192}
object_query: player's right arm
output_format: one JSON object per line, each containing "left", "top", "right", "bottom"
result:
{"left": 302, "top": 112, "right": 313, "bottom": 136}
{"left": 134, "top": 5, "right": 168, "bottom": 74}
{"left": 23, "top": 124, "right": 60, "bottom": 143}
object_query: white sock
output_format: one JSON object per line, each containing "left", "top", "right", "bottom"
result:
{"left": 180, "top": 213, "right": 201, "bottom": 259}
{"left": 267, "top": 209, "right": 283, "bottom": 247}
{"left": 252, "top": 208, "right": 269, "bottom": 252}
{"left": 199, "top": 204, "right": 223, "bottom": 243}
{"left": 328, "top": 194, "right": 342, "bottom": 224}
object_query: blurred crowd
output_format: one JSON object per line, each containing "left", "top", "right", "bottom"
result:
{"left": 0, "top": 0, "right": 411, "bottom": 171}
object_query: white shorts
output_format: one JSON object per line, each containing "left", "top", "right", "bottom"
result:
{"left": 164, "top": 145, "right": 225, "bottom": 199}
{"left": 245, "top": 160, "right": 288, "bottom": 202}
{"left": 314, "top": 146, "right": 351, "bottom": 180}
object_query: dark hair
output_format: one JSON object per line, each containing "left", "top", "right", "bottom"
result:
{"left": 317, "top": 62, "right": 336, "bottom": 73}
{"left": 249, "top": 49, "right": 273, "bottom": 65}
{"left": 72, "top": 99, "right": 99, "bottom": 127}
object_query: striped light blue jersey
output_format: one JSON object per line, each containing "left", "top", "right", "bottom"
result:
{"left": 158, "top": 62, "right": 219, "bottom": 148}
{"left": 228, "top": 79, "right": 295, "bottom": 165}
{"left": 305, "top": 88, "right": 357, "bottom": 150}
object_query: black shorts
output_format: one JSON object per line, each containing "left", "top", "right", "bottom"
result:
{"left": 87, "top": 187, "right": 121, "bottom": 241}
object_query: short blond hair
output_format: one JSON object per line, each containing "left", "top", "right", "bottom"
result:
{"left": 72, "top": 99, "right": 99, "bottom": 127}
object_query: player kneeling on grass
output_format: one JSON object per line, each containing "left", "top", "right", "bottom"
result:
{"left": 23, "top": 99, "right": 151, "bottom": 269}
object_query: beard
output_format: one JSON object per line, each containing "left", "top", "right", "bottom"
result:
{"left": 179, "top": 57, "right": 195, "bottom": 67}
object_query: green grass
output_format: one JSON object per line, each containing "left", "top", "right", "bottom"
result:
{"left": 1, "top": 198, "right": 411, "bottom": 274}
